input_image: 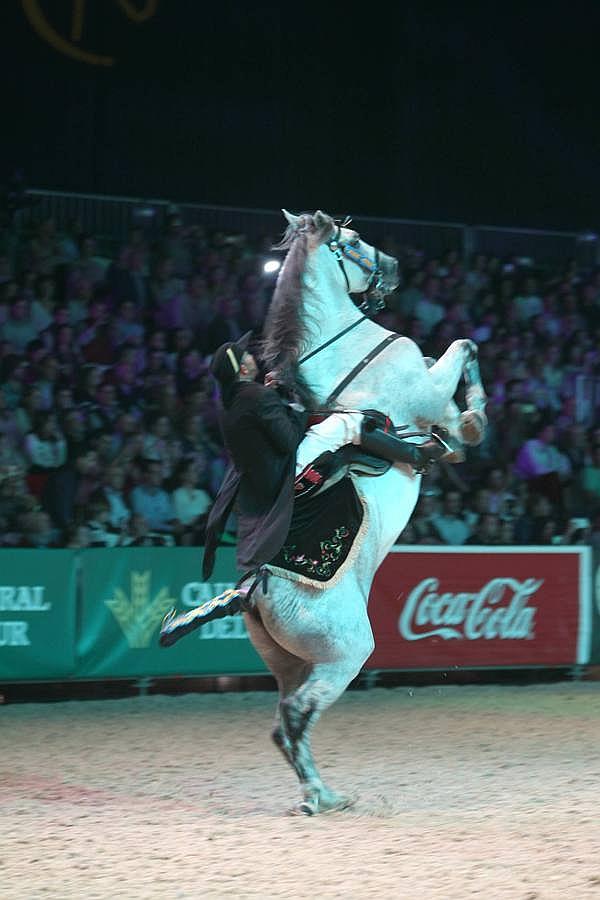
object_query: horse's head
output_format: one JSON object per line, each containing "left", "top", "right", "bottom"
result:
{"left": 282, "top": 209, "right": 400, "bottom": 304}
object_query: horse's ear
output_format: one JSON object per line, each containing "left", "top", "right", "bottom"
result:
{"left": 282, "top": 209, "right": 301, "bottom": 228}
{"left": 313, "top": 210, "right": 333, "bottom": 234}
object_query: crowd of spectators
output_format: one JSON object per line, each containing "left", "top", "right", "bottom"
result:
{"left": 0, "top": 206, "right": 599, "bottom": 550}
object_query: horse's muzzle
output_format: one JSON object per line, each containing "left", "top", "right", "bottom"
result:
{"left": 379, "top": 255, "right": 400, "bottom": 294}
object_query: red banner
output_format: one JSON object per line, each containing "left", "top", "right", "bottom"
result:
{"left": 367, "top": 548, "right": 592, "bottom": 670}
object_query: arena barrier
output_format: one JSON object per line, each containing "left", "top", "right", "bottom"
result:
{"left": 0, "top": 547, "right": 596, "bottom": 683}
{"left": 21, "top": 189, "right": 600, "bottom": 268}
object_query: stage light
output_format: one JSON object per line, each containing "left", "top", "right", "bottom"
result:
{"left": 263, "top": 259, "right": 281, "bottom": 274}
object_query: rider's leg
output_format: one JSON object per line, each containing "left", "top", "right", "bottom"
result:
{"left": 295, "top": 411, "right": 446, "bottom": 486}
{"left": 159, "top": 586, "right": 251, "bottom": 647}
{"left": 295, "top": 413, "right": 364, "bottom": 475}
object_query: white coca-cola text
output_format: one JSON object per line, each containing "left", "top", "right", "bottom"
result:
{"left": 398, "top": 576, "right": 542, "bottom": 641}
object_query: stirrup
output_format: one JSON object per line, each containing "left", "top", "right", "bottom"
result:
{"left": 430, "top": 427, "right": 465, "bottom": 464}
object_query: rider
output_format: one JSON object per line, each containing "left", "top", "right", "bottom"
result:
{"left": 159, "top": 332, "right": 447, "bottom": 647}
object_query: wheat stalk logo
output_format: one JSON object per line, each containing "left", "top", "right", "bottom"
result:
{"left": 105, "top": 571, "right": 175, "bottom": 648}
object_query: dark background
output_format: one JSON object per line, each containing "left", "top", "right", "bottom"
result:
{"left": 2, "top": 0, "right": 600, "bottom": 228}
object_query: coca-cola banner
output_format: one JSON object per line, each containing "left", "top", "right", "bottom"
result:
{"left": 367, "top": 548, "right": 592, "bottom": 670}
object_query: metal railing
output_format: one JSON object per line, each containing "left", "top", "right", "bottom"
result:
{"left": 16, "top": 188, "right": 600, "bottom": 268}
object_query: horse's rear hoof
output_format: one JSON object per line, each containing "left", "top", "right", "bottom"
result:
{"left": 288, "top": 799, "right": 318, "bottom": 816}
{"left": 299, "top": 799, "right": 318, "bottom": 816}
{"left": 289, "top": 793, "right": 356, "bottom": 816}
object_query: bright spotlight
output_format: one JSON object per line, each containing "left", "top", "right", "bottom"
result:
{"left": 263, "top": 259, "right": 281, "bottom": 274}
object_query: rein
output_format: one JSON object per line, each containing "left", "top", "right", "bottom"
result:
{"left": 297, "top": 315, "right": 368, "bottom": 365}
{"left": 324, "top": 333, "right": 402, "bottom": 406}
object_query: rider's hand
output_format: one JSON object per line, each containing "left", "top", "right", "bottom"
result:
{"left": 264, "top": 371, "right": 279, "bottom": 388}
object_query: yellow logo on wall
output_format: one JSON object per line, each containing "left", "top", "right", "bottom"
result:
{"left": 105, "top": 571, "right": 174, "bottom": 648}
{"left": 21, "top": 0, "right": 158, "bottom": 67}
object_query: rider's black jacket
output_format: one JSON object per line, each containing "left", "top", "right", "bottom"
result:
{"left": 202, "top": 380, "right": 308, "bottom": 579}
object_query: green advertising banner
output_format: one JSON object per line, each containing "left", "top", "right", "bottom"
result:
{"left": 0, "top": 550, "right": 78, "bottom": 680}
{"left": 591, "top": 548, "right": 600, "bottom": 666}
{"left": 77, "top": 547, "right": 268, "bottom": 678}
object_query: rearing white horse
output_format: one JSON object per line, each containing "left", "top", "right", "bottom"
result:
{"left": 242, "top": 210, "right": 485, "bottom": 814}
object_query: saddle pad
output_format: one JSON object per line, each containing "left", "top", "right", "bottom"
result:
{"left": 269, "top": 476, "right": 364, "bottom": 583}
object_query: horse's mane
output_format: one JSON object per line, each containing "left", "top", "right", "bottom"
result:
{"left": 261, "top": 212, "right": 334, "bottom": 411}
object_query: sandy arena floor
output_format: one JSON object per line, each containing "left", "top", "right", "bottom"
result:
{"left": 1, "top": 683, "right": 600, "bottom": 899}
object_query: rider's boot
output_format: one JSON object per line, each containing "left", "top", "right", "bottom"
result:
{"left": 159, "top": 587, "right": 251, "bottom": 647}
{"left": 359, "top": 415, "right": 449, "bottom": 474}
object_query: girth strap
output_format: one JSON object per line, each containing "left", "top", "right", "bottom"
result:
{"left": 324, "top": 333, "right": 402, "bottom": 407}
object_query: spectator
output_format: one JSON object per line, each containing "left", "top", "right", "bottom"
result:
{"left": 159, "top": 214, "right": 193, "bottom": 279}
{"left": 171, "top": 458, "right": 212, "bottom": 545}
{"left": 76, "top": 294, "right": 114, "bottom": 365}
{"left": 2, "top": 296, "right": 42, "bottom": 352}
{"left": 24, "top": 411, "right": 67, "bottom": 474}
{"left": 0, "top": 354, "right": 28, "bottom": 409}
{"left": 514, "top": 422, "right": 572, "bottom": 506}
{"left": 85, "top": 489, "right": 127, "bottom": 547}
{"left": 465, "top": 512, "right": 500, "bottom": 545}
{"left": 414, "top": 276, "right": 444, "bottom": 337}
{"left": 106, "top": 246, "right": 148, "bottom": 309}
{"left": 62, "top": 409, "right": 89, "bottom": 460}
{"left": 42, "top": 445, "right": 98, "bottom": 531}
{"left": 0, "top": 467, "right": 37, "bottom": 545}
{"left": 64, "top": 522, "right": 91, "bottom": 548}
{"left": 102, "top": 463, "right": 132, "bottom": 531}
{"left": 67, "top": 234, "right": 105, "bottom": 293}
{"left": 67, "top": 276, "right": 93, "bottom": 327}
{"left": 430, "top": 490, "right": 476, "bottom": 545}
{"left": 130, "top": 458, "right": 182, "bottom": 535}
{"left": 30, "top": 274, "right": 56, "bottom": 333}
{"left": 512, "top": 275, "right": 543, "bottom": 322}
{"left": 52, "top": 325, "right": 79, "bottom": 380}
{"left": 205, "top": 296, "right": 245, "bottom": 352}
{"left": 497, "top": 518, "right": 517, "bottom": 545}
{"left": 180, "top": 273, "right": 213, "bottom": 338}
{"left": 410, "top": 493, "right": 442, "bottom": 543}
{"left": 89, "top": 380, "right": 120, "bottom": 432}
{"left": 14, "top": 384, "right": 44, "bottom": 440}
{"left": 113, "top": 298, "right": 145, "bottom": 347}
{"left": 19, "top": 509, "right": 60, "bottom": 548}
{"left": 581, "top": 444, "right": 600, "bottom": 513}
{"left": 142, "top": 412, "right": 180, "bottom": 478}
{"left": 149, "top": 256, "right": 184, "bottom": 329}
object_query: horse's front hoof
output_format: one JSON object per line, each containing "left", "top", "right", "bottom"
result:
{"left": 459, "top": 409, "right": 487, "bottom": 446}
{"left": 463, "top": 338, "right": 478, "bottom": 360}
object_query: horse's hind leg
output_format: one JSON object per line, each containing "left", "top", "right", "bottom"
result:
{"left": 247, "top": 608, "right": 368, "bottom": 814}
{"left": 243, "top": 609, "right": 310, "bottom": 768}
{"left": 280, "top": 652, "right": 371, "bottom": 815}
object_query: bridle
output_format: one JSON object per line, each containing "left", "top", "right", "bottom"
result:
{"left": 298, "top": 221, "right": 389, "bottom": 367}
{"left": 327, "top": 220, "right": 390, "bottom": 315}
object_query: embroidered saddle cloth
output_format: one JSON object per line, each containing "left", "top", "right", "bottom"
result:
{"left": 269, "top": 476, "right": 365, "bottom": 586}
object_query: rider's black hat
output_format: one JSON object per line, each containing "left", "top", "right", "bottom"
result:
{"left": 209, "top": 331, "right": 253, "bottom": 386}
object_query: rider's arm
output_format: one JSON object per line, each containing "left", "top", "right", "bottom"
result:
{"left": 256, "top": 389, "right": 308, "bottom": 455}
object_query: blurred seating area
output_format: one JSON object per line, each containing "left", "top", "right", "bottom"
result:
{"left": 1, "top": 199, "right": 599, "bottom": 549}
